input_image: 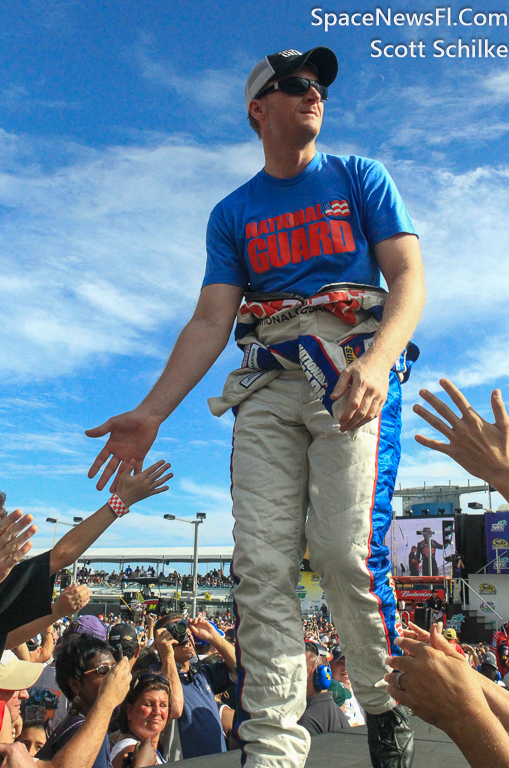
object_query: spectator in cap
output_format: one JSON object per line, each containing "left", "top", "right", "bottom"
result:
{"left": 108, "top": 624, "right": 140, "bottom": 669}
{"left": 327, "top": 646, "right": 352, "bottom": 709}
{"left": 478, "top": 653, "right": 506, "bottom": 686}
{"left": 0, "top": 650, "right": 45, "bottom": 732}
{"left": 443, "top": 627, "right": 466, "bottom": 658}
{"left": 297, "top": 642, "right": 349, "bottom": 736}
{"left": 329, "top": 646, "right": 365, "bottom": 727}
{"left": 63, "top": 615, "right": 108, "bottom": 643}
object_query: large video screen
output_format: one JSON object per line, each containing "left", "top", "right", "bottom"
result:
{"left": 385, "top": 517, "right": 455, "bottom": 578}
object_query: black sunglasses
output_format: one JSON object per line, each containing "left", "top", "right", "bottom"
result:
{"left": 133, "top": 672, "right": 170, "bottom": 688}
{"left": 256, "top": 77, "right": 328, "bottom": 102}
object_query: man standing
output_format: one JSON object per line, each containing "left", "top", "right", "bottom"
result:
{"left": 87, "top": 47, "right": 425, "bottom": 768}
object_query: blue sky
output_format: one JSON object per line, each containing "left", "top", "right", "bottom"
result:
{"left": 2, "top": 0, "right": 509, "bottom": 555}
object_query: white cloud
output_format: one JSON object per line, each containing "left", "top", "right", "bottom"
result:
{"left": 134, "top": 34, "right": 247, "bottom": 117}
{"left": 0, "top": 135, "right": 263, "bottom": 380}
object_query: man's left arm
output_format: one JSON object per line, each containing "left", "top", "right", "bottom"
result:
{"left": 332, "top": 233, "right": 425, "bottom": 431}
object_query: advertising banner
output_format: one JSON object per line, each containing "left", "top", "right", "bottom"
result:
{"left": 466, "top": 574, "right": 509, "bottom": 629}
{"left": 297, "top": 570, "right": 325, "bottom": 615}
{"left": 386, "top": 517, "right": 455, "bottom": 578}
{"left": 485, "top": 512, "right": 509, "bottom": 574}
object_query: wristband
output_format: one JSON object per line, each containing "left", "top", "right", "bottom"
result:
{"left": 108, "top": 494, "right": 130, "bottom": 519}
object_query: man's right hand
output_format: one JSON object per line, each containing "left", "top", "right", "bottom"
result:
{"left": 154, "top": 627, "right": 178, "bottom": 661}
{"left": 85, "top": 410, "right": 161, "bottom": 491}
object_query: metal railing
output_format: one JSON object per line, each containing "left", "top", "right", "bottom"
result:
{"left": 475, "top": 550, "right": 508, "bottom": 574}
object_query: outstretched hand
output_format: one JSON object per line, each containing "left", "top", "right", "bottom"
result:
{"left": 385, "top": 627, "right": 483, "bottom": 729}
{"left": 414, "top": 379, "right": 509, "bottom": 499}
{"left": 115, "top": 459, "right": 173, "bottom": 508}
{"left": 0, "top": 510, "right": 38, "bottom": 583}
{"left": 86, "top": 410, "right": 161, "bottom": 491}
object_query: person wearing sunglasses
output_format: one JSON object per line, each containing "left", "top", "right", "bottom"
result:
{"left": 87, "top": 45, "right": 425, "bottom": 768}
{"left": 36, "top": 635, "right": 130, "bottom": 768}
{"left": 110, "top": 673, "right": 171, "bottom": 767}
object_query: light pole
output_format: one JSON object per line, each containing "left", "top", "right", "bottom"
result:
{"left": 164, "top": 513, "right": 206, "bottom": 618}
{"left": 46, "top": 516, "right": 84, "bottom": 583}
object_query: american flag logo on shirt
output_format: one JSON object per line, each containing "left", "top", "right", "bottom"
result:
{"left": 322, "top": 199, "right": 350, "bottom": 217}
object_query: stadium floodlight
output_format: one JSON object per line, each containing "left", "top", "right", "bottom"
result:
{"left": 164, "top": 513, "right": 206, "bottom": 617}
{"left": 46, "top": 517, "right": 58, "bottom": 524}
{"left": 73, "top": 517, "right": 84, "bottom": 523}
{"left": 468, "top": 502, "right": 483, "bottom": 510}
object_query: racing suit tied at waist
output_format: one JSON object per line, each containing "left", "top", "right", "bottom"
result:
{"left": 208, "top": 283, "right": 419, "bottom": 420}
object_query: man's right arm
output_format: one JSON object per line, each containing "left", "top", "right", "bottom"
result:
{"left": 87, "top": 283, "right": 244, "bottom": 490}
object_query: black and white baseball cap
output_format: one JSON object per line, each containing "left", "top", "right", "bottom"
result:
{"left": 245, "top": 47, "right": 338, "bottom": 112}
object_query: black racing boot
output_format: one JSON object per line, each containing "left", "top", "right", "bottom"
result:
{"left": 366, "top": 704, "right": 414, "bottom": 768}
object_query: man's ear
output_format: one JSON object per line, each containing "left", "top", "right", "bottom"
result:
{"left": 249, "top": 99, "right": 266, "bottom": 124}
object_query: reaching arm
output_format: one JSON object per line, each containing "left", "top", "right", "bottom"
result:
{"left": 6, "top": 584, "right": 92, "bottom": 650}
{"left": 385, "top": 633, "right": 509, "bottom": 768}
{"left": 38, "top": 626, "right": 56, "bottom": 664}
{"left": 394, "top": 625, "right": 509, "bottom": 762}
{"left": 49, "top": 460, "right": 172, "bottom": 573}
{"left": 332, "top": 233, "right": 425, "bottom": 431}
{"left": 189, "top": 618, "right": 237, "bottom": 677}
{"left": 154, "top": 629, "right": 184, "bottom": 720}
{"left": 86, "top": 283, "right": 244, "bottom": 490}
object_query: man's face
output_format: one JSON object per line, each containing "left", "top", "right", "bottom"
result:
{"left": 330, "top": 656, "right": 349, "bottom": 684}
{"left": 0, "top": 688, "right": 29, "bottom": 722}
{"left": 252, "top": 65, "right": 325, "bottom": 143}
{"left": 172, "top": 628, "right": 196, "bottom": 666}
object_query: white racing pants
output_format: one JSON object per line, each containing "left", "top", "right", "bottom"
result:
{"left": 212, "top": 288, "right": 407, "bottom": 768}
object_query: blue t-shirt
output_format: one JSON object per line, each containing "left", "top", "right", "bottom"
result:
{"left": 203, "top": 152, "right": 416, "bottom": 298}
{"left": 177, "top": 661, "right": 230, "bottom": 759}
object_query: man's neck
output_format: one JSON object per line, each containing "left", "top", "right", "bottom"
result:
{"left": 262, "top": 139, "right": 317, "bottom": 179}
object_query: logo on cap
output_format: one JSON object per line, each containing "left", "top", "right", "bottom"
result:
{"left": 277, "top": 49, "right": 301, "bottom": 57}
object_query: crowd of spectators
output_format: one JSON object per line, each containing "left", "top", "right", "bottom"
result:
{"left": 1, "top": 379, "right": 509, "bottom": 767}
{"left": 72, "top": 567, "right": 234, "bottom": 591}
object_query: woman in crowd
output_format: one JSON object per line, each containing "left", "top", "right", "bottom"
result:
{"left": 37, "top": 635, "right": 128, "bottom": 768}
{"left": 110, "top": 673, "right": 170, "bottom": 766}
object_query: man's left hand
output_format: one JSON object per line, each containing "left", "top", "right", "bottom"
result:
{"left": 331, "top": 356, "right": 390, "bottom": 432}
{"left": 188, "top": 617, "right": 219, "bottom": 644}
